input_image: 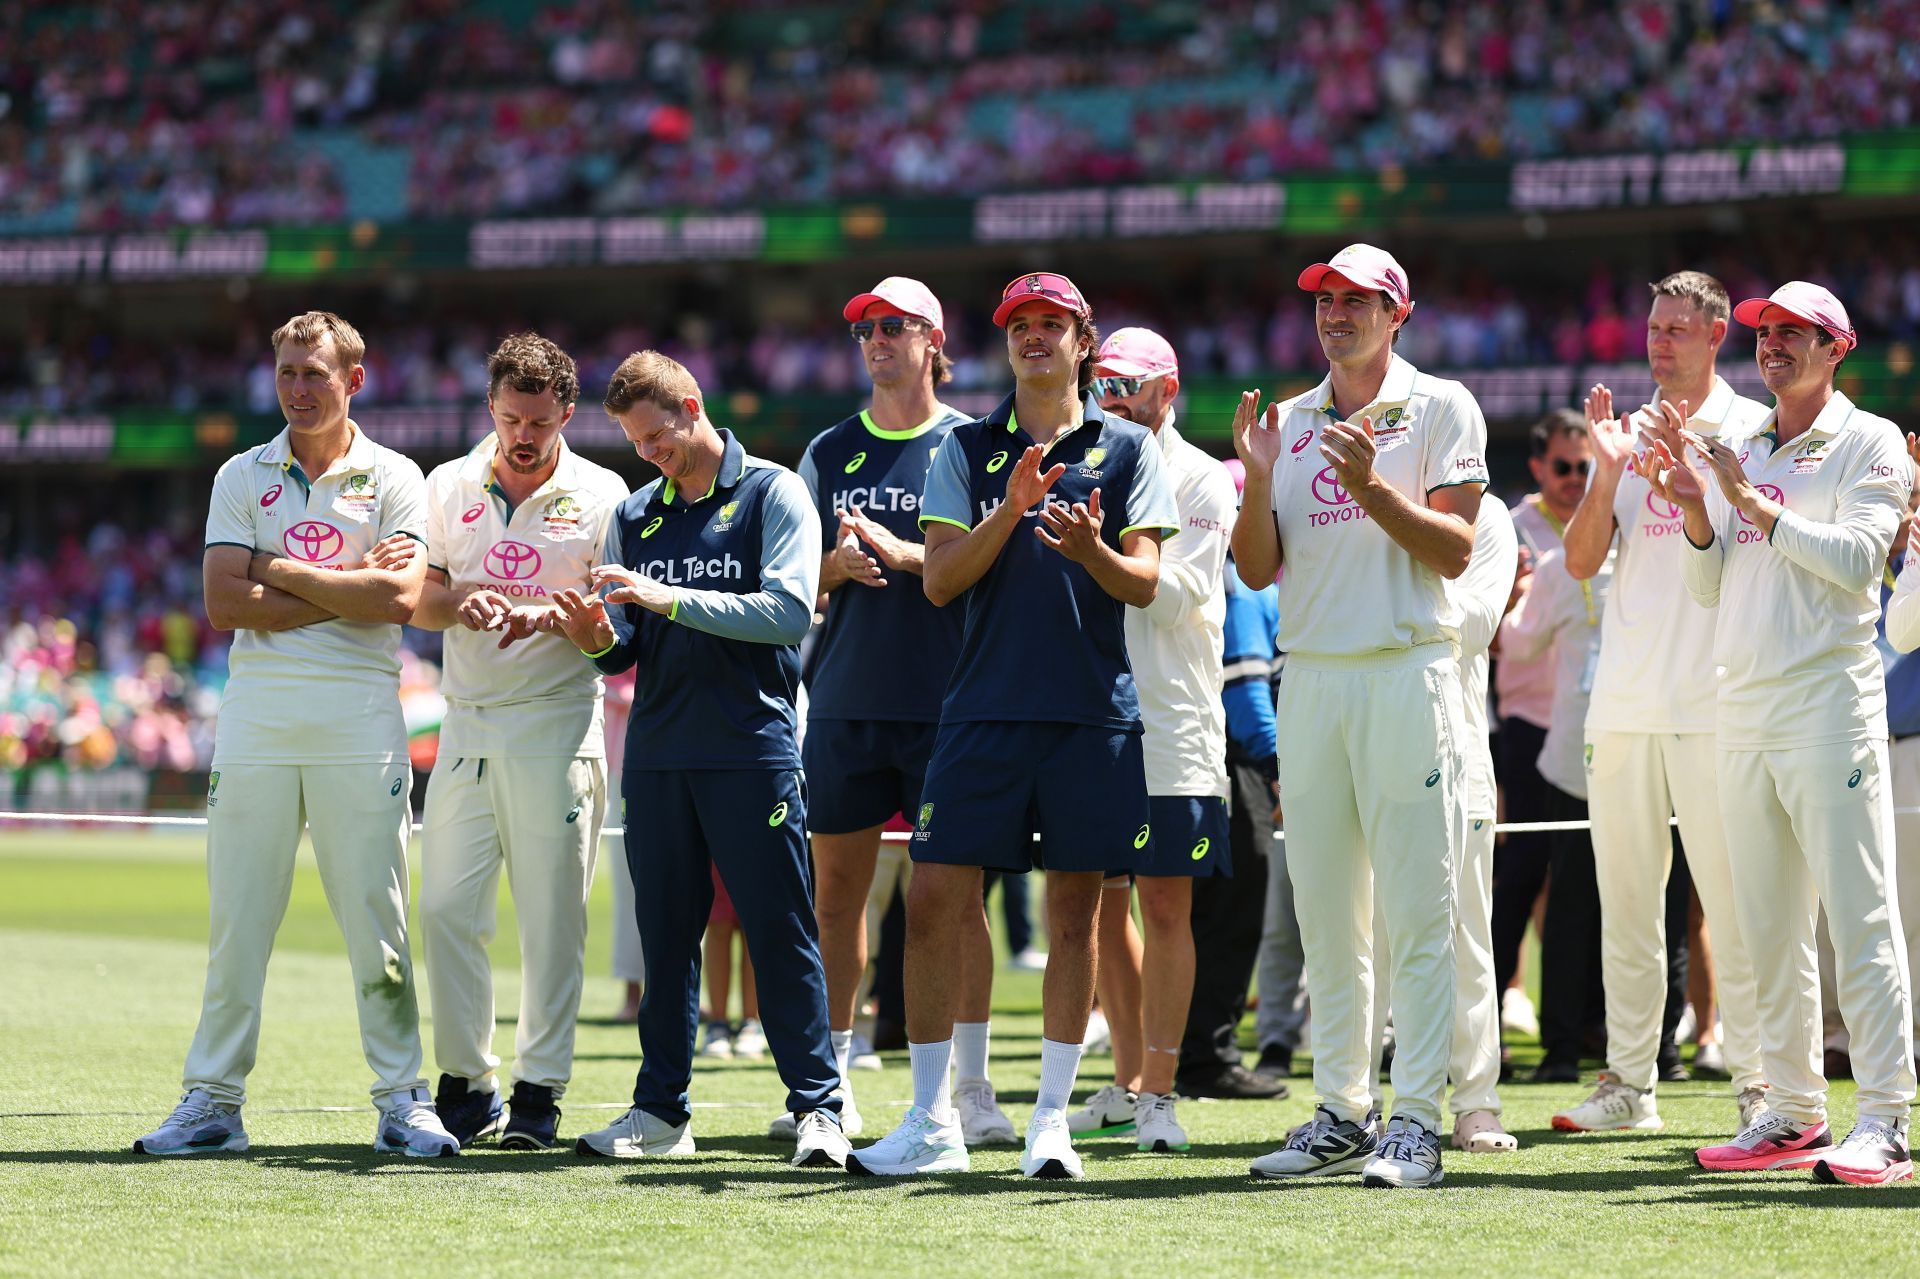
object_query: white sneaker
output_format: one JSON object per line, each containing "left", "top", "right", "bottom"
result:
{"left": 1813, "top": 1119, "right": 1915, "bottom": 1186}
{"left": 1362, "top": 1116, "right": 1444, "bottom": 1188}
{"left": 955, "top": 1078, "right": 1019, "bottom": 1146}
{"left": 1081, "top": 1009, "right": 1112, "bottom": 1054}
{"left": 792, "top": 1110, "right": 851, "bottom": 1169}
{"left": 1551, "top": 1073, "right": 1662, "bottom": 1132}
{"left": 1253, "top": 1107, "right": 1379, "bottom": 1179}
{"left": 845, "top": 1106, "right": 969, "bottom": 1176}
{"left": 769, "top": 1090, "right": 863, "bottom": 1140}
{"left": 575, "top": 1105, "right": 695, "bottom": 1158}
{"left": 1066, "top": 1083, "right": 1137, "bottom": 1136}
{"left": 699, "top": 1021, "right": 733, "bottom": 1059}
{"left": 1134, "top": 1092, "right": 1190, "bottom": 1153}
{"left": 850, "top": 1031, "right": 882, "bottom": 1071}
{"left": 133, "top": 1089, "right": 248, "bottom": 1156}
{"left": 1008, "top": 947, "right": 1050, "bottom": 972}
{"left": 733, "top": 1018, "right": 768, "bottom": 1060}
{"left": 1500, "top": 988, "right": 1539, "bottom": 1038}
{"left": 374, "top": 1087, "right": 459, "bottom": 1158}
{"left": 1021, "top": 1106, "right": 1084, "bottom": 1180}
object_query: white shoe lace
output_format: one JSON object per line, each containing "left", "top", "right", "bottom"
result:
{"left": 164, "top": 1090, "right": 221, "bottom": 1127}
{"left": 1286, "top": 1110, "right": 1337, "bottom": 1152}
{"left": 1140, "top": 1094, "right": 1177, "bottom": 1126}
{"left": 1734, "top": 1111, "right": 1797, "bottom": 1147}
{"left": 1837, "top": 1120, "right": 1899, "bottom": 1152}
{"left": 1379, "top": 1122, "right": 1434, "bottom": 1165}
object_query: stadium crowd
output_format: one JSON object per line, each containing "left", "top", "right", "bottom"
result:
{"left": 12, "top": 228, "right": 1920, "bottom": 415}
{"left": 3, "top": 0, "right": 1917, "bottom": 229}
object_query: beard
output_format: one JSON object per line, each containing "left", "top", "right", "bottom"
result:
{"left": 503, "top": 439, "right": 558, "bottom": 474}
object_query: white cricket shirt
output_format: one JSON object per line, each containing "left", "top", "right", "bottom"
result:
{"left": 1586, "top": 376, "right": 1771, "bottom": 735}
{"left": 1500, "top": 546, "right": 1612, "bottom": 798}
{"left": 1682, "top": 391, "right": 1908, "bottom": 750}
{"left": 204, "top": 423, "right": 427, "bottom": 765}
{"left": 425, "top": 437, "right": 629, "bottom": 758}
{"left": 1454, "top": 499, "right": 1519, "bottom": 817}
{"left": 1268, "top": 354, "right": 1490, "bottom": 659}
{"left": 1494, "top": 495, "right": 1567, "bottom": 728}
{"left": 1125, "top": 415, "right": 1234, "bottom": 798}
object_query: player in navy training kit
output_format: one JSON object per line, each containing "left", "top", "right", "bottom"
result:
{"left": 848, "top": 272, "right": 1179, "bottom": 1181}
{"left": 774, "top": 277, "right": 1018, "bottom": 1144}
{"left": 553, "top": 351, "right": 849, "bottom": 1172}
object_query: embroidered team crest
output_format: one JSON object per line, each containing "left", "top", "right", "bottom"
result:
{"left": 912, "top": 803, "right": 935, "bottom": 842}
{"left": 712, "top": 501, "right": 740, "bottom": 532}
{"left": 341, "top": 472, "right": 376, "bottom": 498}
{"left": 1083, "top": 447, "right": 1107, "bottom": 469}
{"left": 543, "top": 495, "right": 582, "bottom": 521}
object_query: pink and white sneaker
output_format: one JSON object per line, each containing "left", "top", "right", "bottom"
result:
{"left": 1696, "top": 1113, "right": 1833, "bottom": 1171}
{"left": 1812, "top": 1121, "right": 1913, "bottom": 1186}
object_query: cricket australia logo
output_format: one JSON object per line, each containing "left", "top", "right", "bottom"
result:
{"left": 207, "top": 771, "right": 220, "bottom": 807}
{"left": 711, "top": 501, "right": 740, "bottom": 532}
{"left": 912, "top": 803, "right": 934, "bottom": 842}
{"left": 1080, "top": 446, "right": 1107, "bottom": 478}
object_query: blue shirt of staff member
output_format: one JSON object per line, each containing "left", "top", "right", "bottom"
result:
{"left": 542, "top": 350, "right": 849, "bottom": 1169}
{"left": 851, "top": 270, "right": 1179, "bottom": 1180}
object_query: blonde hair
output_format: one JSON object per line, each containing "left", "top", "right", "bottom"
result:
{"left": 270, "top": 311, "right": 366, "bottom": 366}
{"left": 603, "top": 350, "right": 702, "bottom": 416}
{"left": 1649, "top": 271, "right": 1731, "bottom": 324}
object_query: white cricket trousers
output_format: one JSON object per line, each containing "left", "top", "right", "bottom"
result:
{"left": 184, "top": 762, "right": 424, "bottom": 1106}
{"left": 1719, "top": 738, "right": 1915, "bottom": 1126}
{"left": 421, "top": 755, "right": 606, "bottom": 1096}
{"left": 1278, "top": 646, "right": 1464, "bottom": 1132}
{"left": 1372, "top": 813, "right": 1501, "bottom": 1117}
{"left": 1587, "top": 731, "right": 1763, "bottom": 1094}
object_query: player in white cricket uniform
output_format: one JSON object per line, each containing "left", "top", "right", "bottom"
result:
{"left": 1065, "top": 327, "right": 1237, "bottom": 1153}
{"left": 412, "top": 334, "right": 629, "bottom": 1151}
{"left": 1554, "top": 271, "right": 1771, "bottom": 1137}
{"left": 135, "top": 311, "right": 457, "bottom": 1159}
{"left": 1234, "top": 245, "right": 1488, "bottom": 1189}
{"left": 1644, "top": 281, "right": 1916, "bottom": 1185}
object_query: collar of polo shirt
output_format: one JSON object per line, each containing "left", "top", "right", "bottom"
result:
{"left": 984, "top": 391, "right": 1111, "bottom": 454}
{"left": 1755, "top": 388, "right": 1859, "bottom": 449}
{"left": 258, "top": 420, "right": 378, "bottom": 492}
{"left": 1309, "top": 352, "right": 1417, "bottom": 421}
{"left": 660, "top": 428, "right": 748, "bottom": 507}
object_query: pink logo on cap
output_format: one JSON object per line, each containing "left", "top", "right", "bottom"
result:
{"left": 842, "top": 277, "right": 944, "bottom": 331}
{"left": 1297, "top": 244, "right": 1412, "bottom": 308}
{"left": 1096, "top": 327, "right": 1179, "bottom": 379}
{"left": 992, "top": 271, "right": 1090, "bottom": 326}
{"left": 1732, "top": 282, "right": 1857, "bottom": 352}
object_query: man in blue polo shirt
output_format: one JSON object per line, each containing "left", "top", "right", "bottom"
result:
{"left": 772, "top": 277, "right": 1019, "bottom": 1146}
{"left": 548, "top": 350, "right": 848, "bottom": 1172}
{"left": 847, "top": 271, "right": 1179, "bottom": 1181}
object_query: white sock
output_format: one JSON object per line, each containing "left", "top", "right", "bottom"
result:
{"left": 953, "top": 1021, "right": 991, "bottom": 1084}
{"left": 1036, "top": 1038, "right": 1085, "bottom": 1114}
{"left": 830, "top": 1029, "right": 853, "bottom": 1084}
{"left": 910, "top": 1040, "right": 954, "bottom": 1122}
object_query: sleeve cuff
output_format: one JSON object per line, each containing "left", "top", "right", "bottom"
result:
{"left": 580, "top": 639, "right": 617, "bottom": 659}
{"left": 918, "top": 515, "right": 972, "bottom": 533}
{"left": 1685, "top": 529, "right": 1715, "bottom": 550}
{"left": 1120, "top": 522, "right": 1179, "bottom": 538}
{"left": 667, "top": 590, "right": 680, "bottom": 622}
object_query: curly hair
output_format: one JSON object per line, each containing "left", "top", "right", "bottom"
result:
{"left": 487, "top": 332, "right": 580, "bottom": 406}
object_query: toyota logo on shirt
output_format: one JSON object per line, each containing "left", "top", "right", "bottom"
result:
{"left": 485, "top": 540, "right": 542, "bottom": 580}
{"left": 1736, "top": 484, "right": 1786, "bottom": 526}
{"left": 284, "top": 521, "right": 344, "bottom": 563}
{"left": 1645, "top": 490, "right": 1682, "bottom": 521}
{"left": 1307, "top": 467, "right": 1369, "bottom": 528}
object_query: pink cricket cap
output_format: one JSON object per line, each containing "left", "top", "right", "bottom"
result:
{"left": 1297, "top": 244, "right": 1412, "bottom": 308}
{"left": 1222, "top": 456, "right": 1246, "bottom": 497}
{"left": 1096, "top": 327, "right": 1179, "bottom": 379}
{"left": 992, "top": 270, "right": 1090, "bottom": 326}
{"left": 843, "top": 277, "right": 944, "bottom": 331}
{"left": 1732, "top": 281, "right": 1857, "bottom": 352}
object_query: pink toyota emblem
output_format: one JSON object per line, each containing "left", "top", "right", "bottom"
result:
{"left": 485, "top": 539, "right": 542, "bottom": 580}
{"left": 1311, "top": 467, "right": 1353, "bottom": 506}
{"left": 284, "top": 521, "right": 344, "bottom": 562}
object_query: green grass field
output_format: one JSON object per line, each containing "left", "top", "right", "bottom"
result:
{"left": 3, "top": 829, "right": 1916, "bottom": 1278}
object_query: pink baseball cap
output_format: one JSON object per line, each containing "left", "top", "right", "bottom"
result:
{"left": 992, "top": 270, "right": 1090, "bottom": 326}
{"left": 843, "top": 277, "right": 944, "bottom": 331}
{"left": 1732, "top": 281, "right": 1857, "bottom": 352}
{"left": 1297, "top": 244, "right": 1412, "bottom": 309}
{"left": 1096, "top": 327, "right": 1178, "bottom": 379}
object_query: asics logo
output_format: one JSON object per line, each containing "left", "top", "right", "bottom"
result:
{"left": 462, "top": 502, "right": 486, "bottom": 524}
{"left": 1133, "top": 825, "right": 1150, "bottom": 850}
{"left": 1848, "top": 768, "right": 1863, "bottom": 789}
{"left": 844, "top": 451, "right": 868, "bottom": 474}
{"left": 641, "top": 516, "right": 664, "bottom": 539}
{"left": 261, "top": 484, "right": 283, "bottom": 508}
{"left": 986, "top": 451, "right": 1009, "bottom": 474}
{"left": 1190, "top": 837, "right": 1210, "bottom": 862}
{"left": 1425, "top": 768, "right": 1441, "bottom": 788}
{"left": 1291, "top": 432, "right": 1314, "bottom": 455}
{"left": 768, "top": 801, "right": 789, "bottom": 827}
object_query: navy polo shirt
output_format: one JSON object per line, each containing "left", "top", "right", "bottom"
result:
{"left": 592, "top": 429, "right": 822, "bottom": 770}
{"left": 797, "top": 405, "right": 970, "bottom": 723}
{"left": 918, "top": 392, "right": 1179, "bottom": 732}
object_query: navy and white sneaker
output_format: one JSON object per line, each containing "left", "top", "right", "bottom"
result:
{"left": 1250, "top": 1106, "right": 1379, "bottom": 1179}
{"left": 434, "top": 1074, "right": 506, "bottom": 1146}
{"left": 792, "top": 1110, "right": 851, "bottom": 1169}
{"left": 374, "top": 1087, "right": 460, "bottom": 1158}
{"left": 500, "top": 1081, "right": 561, "bottom": 1151}
{"left": 1362, "top": 1116, "right": 1444, "bottom": 1188}
{"left": 133, "top": 1089, "right": 248, "bottom": 1156}
{"left": 575, "top": 1106, "right": 695, "bottom": 1158}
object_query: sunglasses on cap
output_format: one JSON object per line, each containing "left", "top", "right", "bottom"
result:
{"left": 1550, "top": 458, "right": 1591, "bottom": 478}
{"left": 1001, "top": 272, "right": 1086, "bottom": 311}
{"left": 850, "top": 316, "right": 930, "bottom": 343}
{"left": 1093, "top": 374, "right": 1165, "bottom": 399}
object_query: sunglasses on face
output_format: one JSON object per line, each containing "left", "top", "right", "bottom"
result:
{"left": 1093, "top": 374, "right": 1165, "bottom": 399}
{"left": 1550, "top": 458, "right": 1591, "bottom": 478}
{"left": 850, "top": 317, "right": 929, "bottom": 342}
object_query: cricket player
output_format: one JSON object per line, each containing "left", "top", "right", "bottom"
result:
{"left": 1065, "top": 327, "right": 1238, "bottom": 1153}
{"left": 1643, "top": 281, "right": 1915, "bottom": 1185}
{"left": 849, "top": 271, "right": 1178, "bottom": 1180}
{"left": 1235, "top": 244, "right": 1487, "bottom": 1189}
{"left": 136, "top": 311, "right": 456, "bottom": 1158}
{"left": 556, "top": 351, "right": 849, "bottom": 1171}
{"left": 770, "top": 278, "right": 1012, "bottom": 1145}
{"left": 411, "top": 333, "right": 629, "bottom": 1150}
{"left": 1554, "top": 271, "right": 1770, "bottom": 1138}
